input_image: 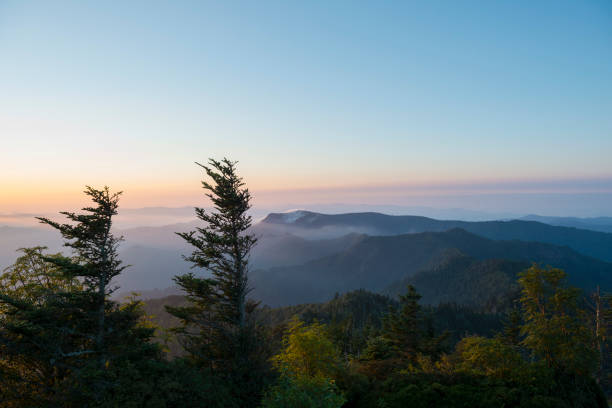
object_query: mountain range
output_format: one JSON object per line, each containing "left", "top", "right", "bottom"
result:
{"left": 252, "top": 227, "right": 612, "bottom": 307}
{"left": 262, "top": 210, "right": 612, "bottom": 262}
{"left": 519, "top": 214, "right": 612, "bottom": 234}
{"left": 2, "top": 210, "right": 612, "bottom": 307}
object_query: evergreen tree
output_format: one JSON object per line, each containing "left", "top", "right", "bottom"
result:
{"left": 167, "top": 158, "right": 268, "bottom": 406}
{"left": 382, "top": 285, "right": 422, "bottom": 359}
{"left": 37, "top": 187, "right": 126, "bottom": 373}
{"left": 380, "top": 285, "right": 447, "bottom": 362}
{"left": 0, "top": 187, "right": 160, "bottom": 407}
{"left": 500, "top": 306, "right": 522, "bottom": 347}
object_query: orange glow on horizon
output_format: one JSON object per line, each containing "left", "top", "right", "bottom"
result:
{"left": 3, "top": 172, "right": 612, "bottom": 215}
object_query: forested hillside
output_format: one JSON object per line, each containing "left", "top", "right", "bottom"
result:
{"left": 144, "top": 289, "right": 506, "bottom": 358}
{"left": 388, "top": 251, "right": 527, "bottom": 310}
{"left": 252, "top": 228, "right": 612, "bottom": 306}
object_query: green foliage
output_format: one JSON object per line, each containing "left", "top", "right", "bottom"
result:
{"left": 0, "top": 246, "right": 82, "bottom": 405}
{"left": 0, "top": 246, "right": 81, "bottom": 304}
{"left": 371, "top": 372, "right": 607, "bottom": 408}
{"left": 258, "top": 289, "right": 395, "bottom": 358}
{"left": 353, "top": 286, "right": 449, "bottom": 384}
{"left": 140, "top": 274, "right": 610, "bottom": 405}
{"left": 265, "top": 318, "right": 345, "bottom": 408}
{"left": 518, "top": 265, "right": 597, "bottom": 375}
{"left": 380, "top": 285, "right": 447, "bottom": 363}
{"left": 272, "top": 317, "right": 343, "bottom": 380}
{"left": 91, "top": 359, "right": 240, "bottom": 408}
{"left": 430, "top": 302, "right": 504, "bottom": 344}
{"left": 346, "top": 273, "right": 608, "bottom": 407}
{"left": 500, "top": 306, "right": 522, "bottom": 346}
{"left": 382, "top": 285, "right": 422, "bottom": 359}
{"left": 455, "top": 336, "right": 526, "bottom": 380}
{"left": 261, "top": 373, "right": 345, "bottom": 408}
{"left": 361, "top": 335, "right": 394, "bottom": 361}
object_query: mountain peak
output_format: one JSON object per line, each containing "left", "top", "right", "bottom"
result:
{"left": 261, "top": 210, "right": 319, "bottom": 225}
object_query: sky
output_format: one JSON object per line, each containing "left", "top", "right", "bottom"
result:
{"left": 1, "top": 0, "right": 611, "bottom": 216}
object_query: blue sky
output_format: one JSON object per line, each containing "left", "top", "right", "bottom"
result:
{"left": 1, "top": 1, "right": 611, "bottom": 214}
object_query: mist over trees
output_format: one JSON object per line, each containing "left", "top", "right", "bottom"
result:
{"left": 0, "top": 158, "right": 611, "bottom": 407}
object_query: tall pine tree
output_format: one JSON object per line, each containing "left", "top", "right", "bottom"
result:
{"left": 167, "top": 158, "right": 269, "bottom": 406}
{"left": 37, "top": 187, "right": 126, "bottom": 373}
{"left": 382, "top": 285, "right": 423, "bottom": 360}
{"left": 0, "top": 187, "right": 160, "bottom": 407}
{"left": 380, "top": 285, "right": 447, "bottom": 362}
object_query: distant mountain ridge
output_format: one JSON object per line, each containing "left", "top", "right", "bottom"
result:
{"left": 519, "top": 214, "right": 612, "bottom": 233}
{"left": 261, "top": 210, "right": 612, "bottom": 262}
{"left": 252, "top": 228, "right": 612, "bottom": 307}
